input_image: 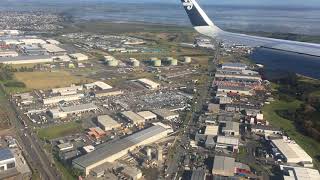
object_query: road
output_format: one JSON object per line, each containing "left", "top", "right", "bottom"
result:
{"left": 166, "top": 44, "right": 219, "bottom": 179}
{"left": 0, "top": 85, "right": 61, "bottom": 180}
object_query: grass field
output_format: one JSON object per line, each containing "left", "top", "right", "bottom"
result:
{"left": 262, "top": 100, "right": 320, "bottom": 169}
{"left": 37, "top": 122, "right": 83, "bottom": 140}
{"left": 14, "top": 71, "right": 93, "bottom": 90}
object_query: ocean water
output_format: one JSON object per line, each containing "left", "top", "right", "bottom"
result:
{"left": 0, "top": 2, "right": 320, "bottom": 35}
{"left": 250, "top": 48, "right": 320, "bottom": 79}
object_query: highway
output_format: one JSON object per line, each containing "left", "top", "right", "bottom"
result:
{"left": 0, "top": 84, "right": 61, "bottom": 180}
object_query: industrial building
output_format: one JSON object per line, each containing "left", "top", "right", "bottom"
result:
{"left": 222, "top": 63, "right": 247, "bottom": 70}
{"left": 84, "top": 81, "right": 112, "bottom": 90}
{"left": 0, "top": 148, "right": 16, "bottom": 172}
{"left": 20, "top": 38, "right": 47, "bottom": 45}
{"left": 46, "top": 39, "right": 60, "bottom": 45}
{"left": 222, "top": 122, "right": 240, "bottom": 136}
{"left": 212, "top": 156, "right": 250, "bottom": 177}
{"left": 69, "top": 53, "right": 89, "bottom": 61}
{"left": 271, "top": 138, "right": 313, "bottom": 165}
{"left": 251, "top": 125, "right": 282, "bottom": 136}
{"left": 52, "top": 85, "right": 83, "bottom": 95}
{"left": 136, "top": 78, "right": 160, "bottom": 90}
{"left": 216, "top": 136, "right": 239, "bottom": 152}
{"left": 57, "top": 142, "right": 74, "bottom": 152}
{"left": 207, "top": 103, "right": 220, "bottom": 114}
{"left": 121, "top": 111, "right": 145, "bottom": 125}
{"left": 217, "top": 85, "right": 253, "bottom": 96}
{"left": 152, "top": 109, "right": 179, "bottom": 121}
{"left": 0, "top": 55, "right": 53, "bottom": 64}
{"left": 204, "top": 125, "right": 219, "bottom": 136}
{"left": 20, "top": 44, "right": 47, "bottom": 56}
{"left": 0, "top": 50, "right": 19, "bottom": 57}
{"left": 280, "top": 165, "right": 320, "bottom": 180}
{"left": 72, "top": 123, "right": 172, "bottom": 175}
{"left": 97, "top": 115, "right": 121, "bottom": 131}
{"left": 42, "top": 94, "right": 84, "bottom": 105}
{"left": 41, "top": 44, "right": 67, "bottom": 55}
{"left": 95, "top": 89, "right": 123, "bottom": 98}
{"left": 49, "top": 103, "right": 98, "bottom": 118}
{"left": 137, "top": 111, "right": 157, "bottom": 121}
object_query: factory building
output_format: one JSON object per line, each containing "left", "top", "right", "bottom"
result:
{"left": 204, "top": 125, "right": 219, "bottom": 136}
{"left": 84, "top": 81, "right": 112, "bottom": 90}
{"left": 95, "top": 89, "right": 123, "bottom": 98}
{"left": 72, "top": 123, "right": 172, "bottom": 176}
{"left": 271, "top": 138, "right": 313, "bottom": 165}
{"left": 222, "top": 122, "right": 240, "bottom": 136}
{"left": 0, "top": 148, "right": 16, "bottom": 172}
{"left": 215, "top": 72, "right": 262, "bottom": 81}
{"left": 52, "top": 85, "right": 83, "bottom": 95}
{"left": 222, "top": 63, "right": 247, "bottom": 70}
{"left": 0, "top": 50, "right": 19, "bottom": 57}
{"left": 46, "top": 39, "right": 60, "bottom": 45}
{"left": 97, "top": 115, "right": 121, "bottom": 131}
{"left": 280, "top": 165, "right": 320, "bottom": 180}
{"left": 217, "top": 85, "right": 253, "bottom": 96}
{"left": 0, "top": 55, "right": 53, "bottom": 64}
{"left": 212, "top": 156, "right": 250, "bottom": 177}
{"left": 49, "top": 103, "right": 98, "bottom": 118}
{"left": 2, "top": 39, "right": 22, "bottom": 45}
{"left": 216, "top": 136, "right": 239, "bottom": 152}
{"left": 42, "top": 94, "right": 84, "bottom": 105}
{"left": 41, "top": 44, "right": 67, "bottom": 55}
{"left": 121, "top": 111, "right": 145, "bottom": 125}
{"left": 136, "top": 78, "right": 160, "bottom": 90}
{"left": 19, "top": 44, "right": 47, "bottom": 55}
{"left": 20, "top": 38, "right": 47, "bottom": 45}
{"left": 137, "top": 111, "right": 157, "bottom": 121}
{"left": 69, "top": 53, "right": 89, "bottom": 61}
{"left": 152, "top": 109, "right": 179, "bottom": 121}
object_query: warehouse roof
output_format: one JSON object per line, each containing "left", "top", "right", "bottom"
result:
{"left": 73, "top": 124, "right": 169, "bottom": 168}
{"left": 0, "top": 55, "right": 52, "bottom": 62}
{"left": 94, "top": 81, "right": 112, "bottom": 90}
{"left": 137, "top": 111, "right": 157, "bottom": 120}
{"left": 281, "top": 165, "right": 320, "bottom": 180}
{"left": 223, "top": 122, "right": 240, "bottom": 133}
{"left": 97, "top": 115, "right": 120, "bottom": 128}
{"left": 0, "top": 148, "right": 14, "bottom": 161}
{"left": 205, "top": 125, "right": 219, "bottom": 136}
{"left": 271, "top": 138, "right": 313, "bottom": 163}
{"left": 121, "top": 111, "right": 145, "bottom": 124}
{"left": 137, "top": 78, "right": 160, "bottom": 89}
{"left": 217, "top": 136, "right": 239, "bottom": 146}
{"left": 42, "top": 44, "right": 66, "bottom": 53}
{"left": 152, "top": 109, "right": 178, "bottom": 118}
{"left": 222, "top": 63, "right": 247, "bottom": 68}
{"left": 212, "top": 156, "right": 235, "bottom": 177}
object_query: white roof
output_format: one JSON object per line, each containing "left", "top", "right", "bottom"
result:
{"left": 42, "top": 44, "right": 66, "bottom": 53}
{"left": 97, "top": 115, "right": 121, "bottom": 128}
{"left": 272, "top": 138, "right": 313, "bottom": 164}
{"left": 217, "top": 136, "right": 239, "bottom": 145}
{"left": 137, "top": 111, "right": 157, "bottom": 120}
{"left": 46, "top": 39, "right": 60, "bottom": 45}
{"left": 20, "top": 38, "right": 47, "bottom": 45}
{"left": 83, "top": 145, "right": 95, "bottom": 153}
{"left": 281, "top": 165, "right": 320, "bottom": 180}
{"left": 121, "top": 111, "right": 145, "bottom": 124}
{"left": 94, "top": 81, "right": 112, "bottom": 90}
{"left": 205, "top": 125, "right": 219, "bottom": 136}
{"left": 69, "top": 53, "right": 88, "bottom": 60}
{"left": 137, "top": 78, "right": 160, "bottom": 89}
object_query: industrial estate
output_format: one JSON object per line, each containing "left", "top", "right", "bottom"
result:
{"left": 0, "top": 5, "right": 319, "bottom": 180}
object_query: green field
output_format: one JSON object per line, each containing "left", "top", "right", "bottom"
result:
{"left": 262, "top": 100, "right": 320, "bottom": 169}
{"left": 37, "top": 122, "right": 83, "bottom": 140}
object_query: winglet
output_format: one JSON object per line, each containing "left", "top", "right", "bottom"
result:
{"left": 181, "top": 0, "right": 217, "bottom": 27}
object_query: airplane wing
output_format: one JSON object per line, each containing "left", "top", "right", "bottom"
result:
{"left": 180, "top": 0, "right": 320, "bottom": 57}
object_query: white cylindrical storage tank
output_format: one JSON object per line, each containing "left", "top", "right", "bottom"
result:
{"left": 106, "top": 60, "right": 119, "bottom": 67}
{"left": 170, "top": 59, "right": 178, "bottom": 66}
{"left": 132, "top": 60, "right": 140, "bottom": 67}
{"left": 152, "top": 59, "right": 161, "bottom": 67}
{"left": 184, "top": 56, "right": 192, "bottom": 63}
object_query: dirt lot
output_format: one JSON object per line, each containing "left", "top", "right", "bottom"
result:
{"left": 14, "top": 71, "right": 93, "bottom": 90}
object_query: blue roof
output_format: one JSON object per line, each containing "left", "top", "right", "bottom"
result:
{"left": 0, "top": 148, "right": 14, "bottom": 161}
